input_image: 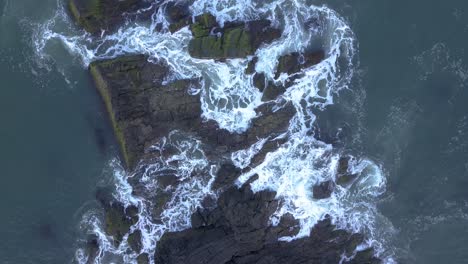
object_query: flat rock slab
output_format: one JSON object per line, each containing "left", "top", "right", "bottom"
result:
{"left": 69, "top": 0, "right": 149, "bottom": 34}
{"left": 90, "top": 55, "right": 202, "bottom": 169}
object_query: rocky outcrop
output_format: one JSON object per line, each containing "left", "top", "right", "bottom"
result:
{"left": 90, "top": 55, "right": 295, "bottom": 169}
{"left": 155, "top": 183, "right": 381, "bottom": 264}
{"left": 68, "top": 0, "right": 151, "bottom": 34}
{"left": 188, "top": 14, "right": 282, "bottom": 59}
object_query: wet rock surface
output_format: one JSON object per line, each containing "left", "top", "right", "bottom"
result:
{"left": 68, "top": 0, "right": 151, "bottom": 34}
{"left": 155, "top": 183, "right": 381, "bottom": 264}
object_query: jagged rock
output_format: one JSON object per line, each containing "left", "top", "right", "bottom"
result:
{"left": 68, "top": 0, "right": 150, "bottom": 34}
{"left": 128, "top": 230, "right": 143, "bottom": 253}
{"left": 188, "top": 14, "right": 282, "bottom": 59}
{"left": 275, "top": 50, "right": 325, "bottom": 79}
{"left": 313, "top": 180, "right": 334, "bottom": 199}
{"left": 155, "top": 184, "right": 380, "bottom": 264}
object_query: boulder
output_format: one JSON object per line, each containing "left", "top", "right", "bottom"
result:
{"left": 68, "top": 0, "right": 149, "bottom": 34}
{"left": 188, "top": 14, "right": 282, "bottom": 59}
{"left": 275, "top": 50, "right": 325, "bottom": 79}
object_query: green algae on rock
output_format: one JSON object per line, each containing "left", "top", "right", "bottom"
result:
{"left": 188, "top": 14, "right": 282, "bottom": 59}
{"left": 68, "top": 0, "right": 147, "bottom": 34}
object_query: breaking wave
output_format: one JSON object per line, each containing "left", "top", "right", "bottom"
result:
{"left": 34, "top": 0, "right": 395, "bottom": 263}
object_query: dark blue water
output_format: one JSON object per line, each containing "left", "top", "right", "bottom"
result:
{"left": 0, "top": 0, "right": 117, "bottom": 263}
{"left": 2, "top": 0, "right": 468, "bottom": 263}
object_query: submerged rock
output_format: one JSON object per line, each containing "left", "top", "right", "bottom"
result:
{"left": 155, "top": 183, "right": 381, "bottom": 264}
{"left": 68, "top": 0, "right": 150, "bottom": 34}
{"left": 188, "top": 14, "right": 282, "bottom": 59}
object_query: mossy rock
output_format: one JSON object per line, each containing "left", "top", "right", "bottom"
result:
{"left": 69, "top": 0, "right": 146, "bottom": 34}
{"left": 188, "top": 14, "right": 282, "bottom": 59}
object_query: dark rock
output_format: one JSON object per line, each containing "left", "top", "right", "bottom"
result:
{"left": 212, "top": 163, "right": 242, "bottom": 190}
{"left": 275, "top": 50, "right": 326, "bottom": 79}
{"left": 336, "top": 156, "right": 358, "bottom": 186}
{"left": 165, "top": 1, "right": 191, "bottom": 33}
{"left": 345, "top": 248, "right": 382, "bottom": 264}
{"left": 68, "top": 0, "right": 149, "bottom": 34}
{"left": 128, "top": 230, "right": 143, "bottom": 253}
{"left": 137, "top": 253, "right": 150, "bottom": 264}
{"left": 188, "top": 14, "right": 282, "bottom": 59}
{"left": 312, "top": 180, "right": 334, "bottom": 199}
{"left": 261, "top": 82, "right": 286, "bottom": 101}
{"left": 245, "top": 57, "right": 258, "bottom": 75}
{"left": 155, "top": 184, "right": 380, "bottom": 264}
{"left": 157, "top": 172, "right": 179, "bottom": 189}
